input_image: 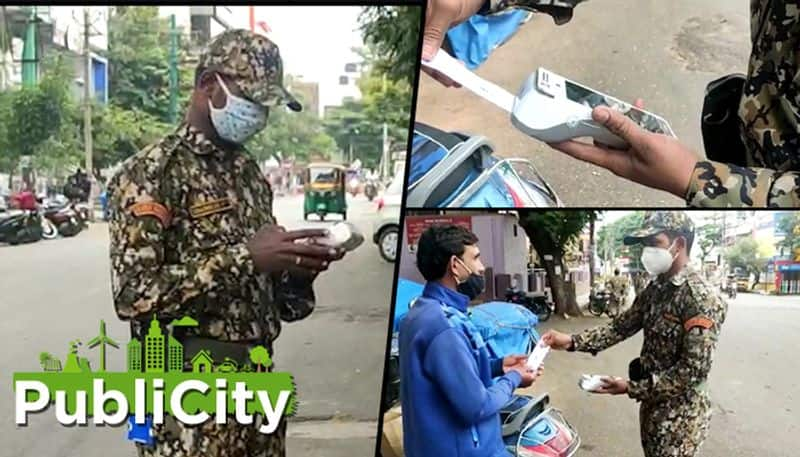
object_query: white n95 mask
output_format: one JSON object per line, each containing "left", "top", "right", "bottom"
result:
{"left": 640, "top": 242, "right": 676, "bottom": 275}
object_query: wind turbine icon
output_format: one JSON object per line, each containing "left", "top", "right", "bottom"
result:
{"left": 88, "top": 320, "right": 120, "bottom": 372}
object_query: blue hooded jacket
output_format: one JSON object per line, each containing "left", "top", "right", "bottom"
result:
{"left": 399, "top": 282, "right": 521, "bottom": 457}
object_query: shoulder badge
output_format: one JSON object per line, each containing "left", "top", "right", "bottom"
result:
{"left": 130, "top": 201, "right": 172, "bottom": 228}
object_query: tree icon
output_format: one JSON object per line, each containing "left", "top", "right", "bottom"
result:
{"left": 249, "top": 345, "right": 272, "bottom": 372}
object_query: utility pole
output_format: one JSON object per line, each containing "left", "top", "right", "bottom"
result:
{"left": 82, "top": 7, "right": 101, "bottom": 222}
{"left": 0, "top": 6, "right": 8, "bottom": 91}
{"left": 168, "top": 14, "right": 178, "bottom": 124}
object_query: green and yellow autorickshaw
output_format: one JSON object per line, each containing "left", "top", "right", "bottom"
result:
{"left": 304, "top": 162, "right": 347, "bottom": 221}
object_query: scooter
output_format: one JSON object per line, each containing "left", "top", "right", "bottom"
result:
{"left": 505, "top": 287, "right": 553, "bottom": 322}
{"left": 364, "top": 180, "right": 378, "bottom": 202}
{"left": 0, "top": 209, "right": 44, "bottom": 245}
{"left": 727, "top": 283, "right": 737, "bottom": 300}
{"left": 42, "top": 201, "right": 85, "bottom": 237}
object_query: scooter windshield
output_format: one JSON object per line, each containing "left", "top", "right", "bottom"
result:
{"left": 454, "top": 159, "right": 560, "bottom": 208}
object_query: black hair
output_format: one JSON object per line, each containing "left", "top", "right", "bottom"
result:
{"left": 416, "top": 224, "right": 479, "bottom": 282}
{"left": 614, "top": 269, "right": 620, "bottom": 275}
{"left": 664, "top": 230, "right": 694, "bottom": 255}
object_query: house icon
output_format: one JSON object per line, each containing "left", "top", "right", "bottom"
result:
{"left": 190, "top": 350, "right": 214, "bottom": 373}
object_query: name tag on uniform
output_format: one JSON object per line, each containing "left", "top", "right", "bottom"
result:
{"left": 189, "top": 197, "right": 233, "bottom": 219}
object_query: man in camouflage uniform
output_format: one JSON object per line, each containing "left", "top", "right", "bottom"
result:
{"left": 107, "top": 29, "right": 345, "bottom": 457}
{"left": 604, "top": 268, "right": 630, "bottom": 317}
{"left": 543, "top": 211, "right": 728, "bottom": 457}
{"left": 424, "top": 0, "right": 800, "bottom": 207}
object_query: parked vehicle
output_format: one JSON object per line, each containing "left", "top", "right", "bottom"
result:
{"left": 504, "top": 286, "right": 554, "bottom": 322}
{"left": 587, "top": 283, "right": 612, "bottom": 317}
{"left": 42, "top": 201, "right": 85, "bottom": 238}
{"left": 407, "top": 123, "right": 562, "bottom": 208}
{"left": 0, "top": 209, "right": 44, "bottom": 245}
{"left": 372, "top": 173, "right": 403, "bottom": 263}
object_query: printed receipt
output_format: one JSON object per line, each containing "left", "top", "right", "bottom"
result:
{"left": 421, "top": 51, "right": 516, "bottom": 113}
{"left": 526, "top": 339, "right": 550, "bottom": 371}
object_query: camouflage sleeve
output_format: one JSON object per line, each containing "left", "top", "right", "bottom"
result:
{"left": 628, "top": 285, "right": 727, "bottom": 401}
{"left": 108, "top": 163, "right": 255, "bottom": 321}
{"left": 573, "top": 290, "right": 645, "bottom": 354}
{"left": 685, "top": 160, "right": 800, "bottom": 207}
{"left": 486, "top": 0, "right": 587, "bottom": 25}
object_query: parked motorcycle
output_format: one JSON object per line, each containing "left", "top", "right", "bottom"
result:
{"left": 587, "top": 285, "right": 612, "bottom": 317}
{"left": 0, "top": 209, "right": 44, "bottom": 245}
{"left": 505, "top": 287, "right": 553, "bottom": 322}
{"left": 42, "top": 201, "right": 85, "bottom": 237}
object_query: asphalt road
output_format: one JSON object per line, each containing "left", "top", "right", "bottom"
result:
{"left": 415, "top": 0, "right": 751, "bottom": 207}
{"left": 0, "top": 193, "right": 395, "bottom": 457}
{"left": 526, "top": 292, "right": 800, "bottom": 456}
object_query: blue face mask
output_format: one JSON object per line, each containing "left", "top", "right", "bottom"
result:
{"left": 208, "top": 74, "right": 268, "bottom": 144}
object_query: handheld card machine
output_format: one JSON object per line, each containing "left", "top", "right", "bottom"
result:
{"left": 421, "top": 52, "right": 676, "bottom": 150}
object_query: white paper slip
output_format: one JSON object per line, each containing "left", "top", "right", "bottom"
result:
{"left": 526, "top": 339, "right": 550, "bottom": 371}
{"left": 421, "top": 51, "right": 516, "bottom": 113}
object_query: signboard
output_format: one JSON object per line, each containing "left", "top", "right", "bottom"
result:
{"left": 405, "top": 216, "right": 472, "bottom": 252}
{"left": 778, "top": 264, "right": 800, "bottom": 272}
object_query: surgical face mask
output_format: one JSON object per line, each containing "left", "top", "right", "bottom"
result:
{"left": 641, "top": 241, "right": 677, "bottom": 275}
{"left": 454, "top": 257, "right": 485, "bottom": 300}
{"left": 208, "top": 74, "right": 268, "bottom": 144}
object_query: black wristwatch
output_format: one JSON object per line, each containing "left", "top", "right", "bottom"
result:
{"left": 567, "top": 335, "right": 576, "bottom": 352}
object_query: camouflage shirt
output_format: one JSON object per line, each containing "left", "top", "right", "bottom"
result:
{"left": 573, "top": 265, "right": 727, "bottom": 403}
{"left": 108, "top": 123, "right": 315, "bottom": 343}
{"left": 687, "top": 1, "right": 800, "bottom": 207}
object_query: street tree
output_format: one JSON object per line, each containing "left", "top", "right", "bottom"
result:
{"left": 725, "top": 238, "right": 768, "bottom": 286}
{"left": 359, "top": 5, "right": 421, "bottom": 84}
{"left": 106, "top": 6, "right": 195, "bottom": 124}
{"left": 697, "top": 224, "right": 723, "bottom": 271}
{"left": 3, "top": 54, "right": 74, "bottom": 189}
{"left": 597, "top": 212, "right": 646, "bottom": 272}
{"left": 776, "top": 212, "right": 800, "bottom": 260}
{"left": 518, "top": 210, "right": 599, "bottom": 316}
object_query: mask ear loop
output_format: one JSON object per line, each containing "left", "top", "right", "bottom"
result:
{"left": 208, "top": 73, "right": 233, "bottom": 114}
{"left": 453, "top": 256, "right": 472, "bottom": 284}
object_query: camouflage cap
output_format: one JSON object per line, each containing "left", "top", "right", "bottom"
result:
{"left": 197, "top": 29, "right": 301, "bottom": 112}
{"left": 623, "top": 211, "right": 695, "bottom": 245}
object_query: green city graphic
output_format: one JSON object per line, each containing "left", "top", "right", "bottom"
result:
{"left": 14, "top": 316, "right": 296, "bottom": 422}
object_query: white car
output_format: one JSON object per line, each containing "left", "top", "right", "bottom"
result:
{"left": 372, "top": 173, "right": 403, "bottom": 262}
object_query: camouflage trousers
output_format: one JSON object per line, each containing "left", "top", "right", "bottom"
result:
{"left": 136, "top": 414, "right": 286, "bottom": 457}
{"left": 135, "top": 344, "right": 286, "bottom": 457}
{"left": 639, "top": 391, "right": 712, "bottom": 457}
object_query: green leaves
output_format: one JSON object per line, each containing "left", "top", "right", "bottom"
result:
{"left": 358, "top": 6, "right": 421, "bottom": 84}
{"left": 597, "top": 212, "right": 646, "bottom": 270}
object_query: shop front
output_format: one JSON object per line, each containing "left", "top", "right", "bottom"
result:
{"left": 774, "top": 260, "right": 800, "bottom": 295}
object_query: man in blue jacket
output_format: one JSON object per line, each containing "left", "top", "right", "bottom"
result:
{"left": 399, "top": 224, "right": 540, "bottom": 457}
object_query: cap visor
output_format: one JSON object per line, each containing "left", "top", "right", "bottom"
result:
{"left": 287, "top": 100, "right": 302, "bottom": 112}
{"left": 623, "top": 235, "right": 644, "bottom": 246}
